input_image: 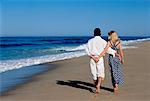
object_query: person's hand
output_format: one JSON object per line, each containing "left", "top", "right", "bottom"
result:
{"left": 115, "top": 53, "right": 119, "bottom": 57}
{"left": 93, "top": 56, "right": 99, "bottom": 63}
{"left": 121, "top": 59, "right": 124, "bottom": 64}
{"left": 90, "top": 55, "right": 99, "bottom": 63}
{"left": 115, "top": 53, "right": 122, "bottom": 60}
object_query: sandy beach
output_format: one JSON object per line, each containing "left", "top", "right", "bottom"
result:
{"left": 1, "top": 41, "right": 150, "bottom": 101}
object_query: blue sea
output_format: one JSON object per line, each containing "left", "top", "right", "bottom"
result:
{"left": 0, "top": 36, "right": 150, "bottom": 73}
{"left": 0, "top": 36, "right": 150, "bottom": 94}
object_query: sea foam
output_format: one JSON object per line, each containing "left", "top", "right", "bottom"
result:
{"left": 0, "top": 38, "right": 150, "bottom": 73}
{"left": 0, "top": 51, "right": 86, "bottom": 73}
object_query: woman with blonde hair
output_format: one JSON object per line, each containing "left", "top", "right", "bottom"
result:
{"left": 96, "top": 30, "right": 124, "bottom": 93}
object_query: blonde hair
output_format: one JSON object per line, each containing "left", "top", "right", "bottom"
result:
{"left": 109, "top": 31, "right": 119, "bottom": 43}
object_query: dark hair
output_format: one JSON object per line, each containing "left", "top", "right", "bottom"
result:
{"left": 108, "top": 30, "right": 115, "bottom": 36}
{"left": 94, "top": 28, "right": 101, "bottom": 36}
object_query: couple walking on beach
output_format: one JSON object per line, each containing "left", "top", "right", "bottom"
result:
{"left": 86, "top": 28, "right": 124, "bottom": 93}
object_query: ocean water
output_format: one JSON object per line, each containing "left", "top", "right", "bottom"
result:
{"left": 0, "top": 36, "right": 150, "bottom": 73}
{"left": 0, "top": 63, "right": 53, "bottom": 94}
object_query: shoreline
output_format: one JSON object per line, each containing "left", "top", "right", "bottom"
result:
{"left": 1, "top": 37, "right": 150, "bottom": 73}
{"left": 0, "top": 63, "right": 57, "bottom": 95}
{"left": 1, "top": 41, "right": 150, "bottom": 101}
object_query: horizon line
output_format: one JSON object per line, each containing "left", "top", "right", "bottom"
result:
{"left": 0, "top": 35, "right": 150, "bottom": 37}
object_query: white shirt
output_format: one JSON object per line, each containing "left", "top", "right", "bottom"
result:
{"left": 85, "top": 36, "right": 116, "bottom": 57}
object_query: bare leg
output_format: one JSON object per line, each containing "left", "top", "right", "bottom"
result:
{"left": 93, "top": 79, "right": 98, "bottom": 93}
{"left": 114, "top": 84, "right": 119, "bottom": 93}
{"left": 93, "top": 80, "right": 97, "bottom": 87}
{"left": 96, "top": 77, "right": 103, "bottom": 93}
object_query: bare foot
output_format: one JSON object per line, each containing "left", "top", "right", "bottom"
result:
{"left": 95, "top": 85, "right": 100, "bottom": 93}
{"left": 114, "top": 84, "right": 118, "bottom": 93}
{"left": 114, "top": 87, "right": 119, "bottom": 93}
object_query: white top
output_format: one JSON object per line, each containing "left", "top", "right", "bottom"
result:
{"left": 85, "top": 36, "right": 116, "bottom": 57}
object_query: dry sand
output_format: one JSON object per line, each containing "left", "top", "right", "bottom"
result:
{"left": 1, "top": 41, "right": 150, "bottom": 101}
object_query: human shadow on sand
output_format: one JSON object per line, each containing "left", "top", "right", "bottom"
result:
{"left": 56, "top": 80, "right": 114, "bottom": 93}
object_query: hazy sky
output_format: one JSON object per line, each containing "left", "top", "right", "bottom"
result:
{"left": 1, "top": 0, "right": 150, "bottom": 36}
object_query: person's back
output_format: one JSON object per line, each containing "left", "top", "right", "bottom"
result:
{"left": 87, "top": 36, "right": 106, "bottom": 56}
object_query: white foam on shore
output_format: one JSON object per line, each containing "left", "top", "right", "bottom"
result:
{"left": 0, "top": 37, "right": 150, "bottom": 73}
{"left": 0, "top": 51, "right": 86, "bottom": 73}
{"left": 121, "top": 38, "right": 150, "bottom": 45}
{"left": 122, "top": 46, "right": 137, "bottom": 49}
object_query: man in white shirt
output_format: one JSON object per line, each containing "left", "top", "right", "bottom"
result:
{"left": 85, "top": 28, "right": 116, "bottom": 93}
